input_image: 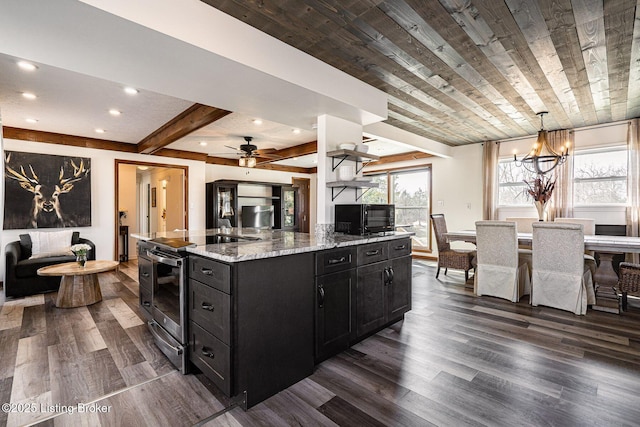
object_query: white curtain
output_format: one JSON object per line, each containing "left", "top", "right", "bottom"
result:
{"left": 482, "top": 141, "right": 499, "bottom": 220}
{"left": 549, "top": 129, "right": 575, "bottom": 220}
{"left": 627, "top": 120, "right": 640, "bottom": 263}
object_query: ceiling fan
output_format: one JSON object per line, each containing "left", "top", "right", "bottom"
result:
{"left": 224, "top": 136, "right": 282, "bottom": 167}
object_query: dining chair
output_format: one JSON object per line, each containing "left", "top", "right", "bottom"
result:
{"left": 617, "top": 262, "right": 640, "bottom": 311}
{"left": 531, "top": 222, "right": 596, "bottom": 315}
{"left": 505, "top": 217, "right": 538, "bottom": 233}
{"left": 430, "top": 213, "right": 475, "bottom": 281}
{"left": 553, "top": 218, "right": 596, "bottom": 234}
{"left": 554, "top": 218, "right": 596, "bottom": 257}
{"left": 475, "top": 221, "right": 531, "bottom": 302}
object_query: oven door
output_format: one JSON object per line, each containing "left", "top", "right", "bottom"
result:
{"left": 146, "top": 249, "right": 187, "bottom": 344}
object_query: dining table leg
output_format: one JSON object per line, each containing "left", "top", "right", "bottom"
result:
{"left": 592, "top": 252, "right": 621, "bottom": 314}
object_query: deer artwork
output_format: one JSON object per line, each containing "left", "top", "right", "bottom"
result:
{"left": 5, "top": 153, "right": 91, "bottom": 228}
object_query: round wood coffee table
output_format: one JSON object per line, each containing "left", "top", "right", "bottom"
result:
{"left": 37, "top": 260, "right": 119, "bottom": 308}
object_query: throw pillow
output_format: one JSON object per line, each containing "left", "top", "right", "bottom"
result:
{"left": 29, "top": 230, "right": 74, "bottom": 259}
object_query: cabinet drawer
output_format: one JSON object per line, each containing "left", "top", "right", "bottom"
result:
{"left": 190, "top": 256, "right": 231, "bottom": 294}
{"left": 138, "top": 256, "right": 153, "bottom": 290}
{"left": 388, "top": 238, "right": 412, "bottom": 259}
{"left": 316, "top": 247, "right": 356, "bottom": 275}
{"left": 190, "top": 279, "right": 231, "bottom": 345}
{"left": 139, "top": 285, "right": 152, "bottom": 319}
{"left": 190, "top": 322, "right": 231, "bottom": 396}
{"left": 357, "top": 242, "right": 388, "bottom": 266}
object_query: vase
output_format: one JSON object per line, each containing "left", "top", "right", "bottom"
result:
{"left": 534, "top": 200, "right": 549, "bottom": 221}
{"left": 76, "top": 253, "right": 87, "bottom": 267}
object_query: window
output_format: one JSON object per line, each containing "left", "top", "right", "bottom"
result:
{"left": 573, "top": 147, "right": 627, "bottom": 204}
{"left": 362, "top": 168, "right": 431, "bottom": 251}
{"left": 498, "top": 159, "right": 536, "bottom": 206}
{"left": 498, "top": 146, "right": 628, "bottom": 206}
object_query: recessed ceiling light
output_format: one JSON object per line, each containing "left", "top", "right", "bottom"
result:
{"left": 292, "top": 129, "right": 301, "bottom": 134}
{"left": 95, "top": 128, "right": 105, "bottom": 134}
{"left": 199, "top": 141, "right": 208, "bottom": 146}
{"left": 22, "top": 92, "right": 37, "bottom": 100}
{"left": 109, "top": 109, "right": 121, "bottom": 116}
{"left": 292, "top": 157, "right": 299, "bottom": 160}
{"left": 25, "top": 118, "right": 38, "bottom": 124}
{"left": 17, "top": 61, "right": 37, "bottom": 71}
{"left": 137, "top": 165, "right": 149, "bottom": 171}
{"left": 252, "top": 119, "right": 262, "bottom": 125}
{"left": 124, "top": 87, "right": 138, "bottom": 95}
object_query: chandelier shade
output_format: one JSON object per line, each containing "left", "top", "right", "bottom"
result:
{"left": 514, "top": 112, "right": 568, "bottom": 175}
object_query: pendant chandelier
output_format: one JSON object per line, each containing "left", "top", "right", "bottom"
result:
{"left": 514, "top": 112, "right": 568, "bottom": 175}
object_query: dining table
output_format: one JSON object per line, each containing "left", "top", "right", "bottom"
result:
{"left": 445, "top": 229, "right": 640, "bottom": 314}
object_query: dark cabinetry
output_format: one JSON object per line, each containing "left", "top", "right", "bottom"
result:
{"left": 314, "top": 237, "right": 412, "bottom": 361}
{"left": 314, "top": 247, "right": 356, "bottom": 362}
{"left": 206, "top": 182, "right": 238, "bottom": 228}
{"left": 138, "top": 254, "right": 153, "bottom": 319}
{"left": 187, "top": 252, "right": 314, "bottom": 409}
{"left": 272, "top": 184, "right": 298, "bottom": 231}
{"left": 355, "top": 238, "right": 412, "bottom": 338}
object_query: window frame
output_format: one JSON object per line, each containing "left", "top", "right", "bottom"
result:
{"left": 572, "top": 145, "right": 628, "bottom": 206}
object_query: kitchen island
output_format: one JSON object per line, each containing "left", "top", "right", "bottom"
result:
{"left": 134, "top": 229, "right": 412, "bottom": 409}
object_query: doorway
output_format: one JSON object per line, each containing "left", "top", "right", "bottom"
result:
{"left": 115, "top": 160, "right": 189, "bottom": 260}
{"left": 292, "top": 177, "right": 310, "bottom": 233}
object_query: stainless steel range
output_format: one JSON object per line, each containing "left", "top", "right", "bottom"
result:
{"left": 138, "top": 237, "right": 194, "bottom": 374}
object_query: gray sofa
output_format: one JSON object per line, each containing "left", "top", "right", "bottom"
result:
{"left": 4, "top": 232, "right": 96, "bottom": 298}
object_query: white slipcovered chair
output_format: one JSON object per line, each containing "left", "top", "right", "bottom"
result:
{"left": 505, "top": 217, "right": 538, "bottom": 233}
{"left": 553, "top": 217, "right": 596, "bottom": 234}
{"left": 531, "top": 222, "right": 596, "bottom": 315}
{"left": 475, "top": 221, "right": 531, "bottom": 302}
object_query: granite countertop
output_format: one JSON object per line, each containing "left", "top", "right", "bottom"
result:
{"left": 131, "top": 228, "right": 414, "bottom": 263}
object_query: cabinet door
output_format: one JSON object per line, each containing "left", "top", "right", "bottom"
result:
{"left": 387, "top": 256, "right": 412, "bottom": 323}
{"left": 315, "top": 269, "right": 356, "bottom": 362}
{"left": 356, "top": 261, "right": 387, "bottom": 338}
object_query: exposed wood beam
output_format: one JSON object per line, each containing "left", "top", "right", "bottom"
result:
{"left": 372, "top": 151, "right": 432, "bottom": 166}
{"left": 256, "top": 141, "right": 318, "bottom": 165}
{"left": 151, "top": 148, "right": 208, "bottom": 162}
{"left": 3, "top": 127, "right": 137, "bottom": 152}
{"left": 206, "top": 155, "right": 316, "bottom": 174}
{"left": 137, "top": 104, "right": 231, "bottom": 154}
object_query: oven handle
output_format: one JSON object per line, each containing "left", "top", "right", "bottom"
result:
{"left": 148, "top": 320, "right": 183, "bottom": 355}
{"left": 146, "top": 250, "right": 181, "bottom": 267}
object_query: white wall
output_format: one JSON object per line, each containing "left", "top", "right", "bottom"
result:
{"left": 1, "top": 139, "right": 207, "bottom": 282}
{"left": 118, "top": 164, "right": 137, "bottom": 259}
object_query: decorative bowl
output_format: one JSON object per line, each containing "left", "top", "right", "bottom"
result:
{"left": 355, "top": 143, "right": 369, "bottom": 153}
{"left": 338, "top": 142, "right": 356, "bottom": 151}
{"left": 337, "top": 165, "right": 356, "bottom": 181}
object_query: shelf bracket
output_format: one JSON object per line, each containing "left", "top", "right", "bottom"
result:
{"left": 331, "top": 155, "right": 348, "bottom": 171}
{"left": 355, "top": 187, "right": 373, "bottom": 201}
{"left": 331, "top": 186, "right": 347, "bottom": 201}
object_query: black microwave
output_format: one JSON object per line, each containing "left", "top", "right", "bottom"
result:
{"left": 335, "top": 204, "right": 395, "bottom": 235}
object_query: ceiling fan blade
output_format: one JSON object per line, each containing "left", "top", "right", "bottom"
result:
{"left": 224, "top": 145, "right": 243, "bottom": 151}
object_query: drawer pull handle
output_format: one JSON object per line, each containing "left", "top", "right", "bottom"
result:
{"left": 366, "top": 250, "right": 380, "bottom": 256}
{"left": 328, "top": 256, "right": 346, "bottom": 265}
{"left": 202, "top": 347, "right": 215, "bottom": 359}
{"left": 201, "top": 268, "right": 214, "bottom": 276}
{"left": 318, "top": 284, "right": 325, "bottom": 308}
{"left": 141, "top": 272, "right": 150, "bottom": 278}
{"left": 394, "top": 245, "right": 406, "bottom": 250}
{"left": 201, "top": 303, "right": 215, "bottom": 311}
{"left": 142, "top": 301, "right": 151, "bottom": 307}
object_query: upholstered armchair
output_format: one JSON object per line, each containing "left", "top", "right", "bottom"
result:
{"left": 475, "top": 221, "right": 531, "bottom": 302}
{"left": 430, "top": 213, "right": 475, "bottom": 281}
{"left": 531, "top": 222, "right": 596, "bottom": 315}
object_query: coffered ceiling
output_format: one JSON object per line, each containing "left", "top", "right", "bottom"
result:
{"left": 205, "top": 0, "right": 640, "bottom": 145}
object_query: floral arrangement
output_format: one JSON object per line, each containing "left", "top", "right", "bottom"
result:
{"left": 523, "top": 175, "right": 556, "bottom": 203}
{"left": 70, "top": 243, "right": 91, "bottom": 256}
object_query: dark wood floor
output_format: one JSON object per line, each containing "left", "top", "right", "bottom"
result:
{"left": 1, "top": 260, "right": 639, "bottom": 426}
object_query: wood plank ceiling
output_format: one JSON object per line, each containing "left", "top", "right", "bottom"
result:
{"left": 204, "top": 0, "right": 640, "bottom": 146}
